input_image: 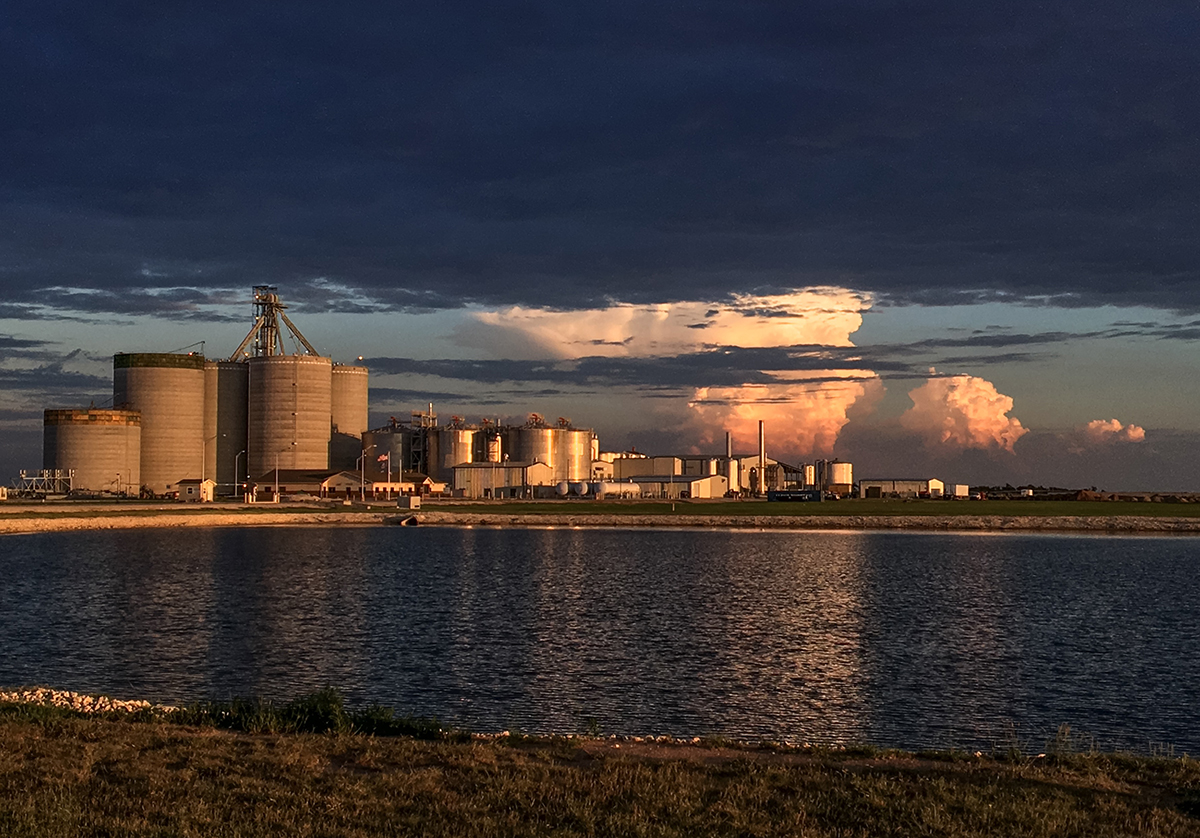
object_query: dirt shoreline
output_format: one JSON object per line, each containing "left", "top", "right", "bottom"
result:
{"left": 5, "top": 504, "right": 1200, "bottom": 534}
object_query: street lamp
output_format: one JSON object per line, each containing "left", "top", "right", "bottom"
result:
{"left": 234, "top": 449, "right": 246, "bottom": 500}
{"left": 357, "top": 444, "right": 377, "bottom": 502}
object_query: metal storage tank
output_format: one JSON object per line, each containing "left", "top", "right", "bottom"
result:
{"left": 557, "top": 429, "right": 593, "bottom": 482}
{"left": 204, "top": 360, "right": 249, "bottom": 493}
{"left": 504, "top": 426, "right": 561, "bottom": 480}
{"left": 427, "top": 427, "right": 476, "bottom": 482}
{"left": 829, "top": 462, "right": 853, "bottom": 487}
{"left": 362, "top": 424, "right": 412, "bottom": 478}
{"left": 330, "top": 364, "right": 369, "bottom": 470}
{"left": 43, "top": 409, "right": 141, "bottom": 494}
{"left": 247, "top": 355, "right": 332, "bottom": 477}
{"left": 113, "top": 352, "right": 206, "bottom": 494}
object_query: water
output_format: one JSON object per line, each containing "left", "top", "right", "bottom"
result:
{"left": 1, "top": 526, "right": 1198, "bottom": 753}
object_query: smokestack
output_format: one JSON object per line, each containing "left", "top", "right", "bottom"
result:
{"left": 725, "top": 431, "right": 732, "bottom": 459}
{"left": 758, "top": 420, "right": 766, "bottom": 495}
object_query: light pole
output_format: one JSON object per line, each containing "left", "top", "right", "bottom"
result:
{"left": 357, "top": 444, "right": 377, "bottom": 502}
{"left": 234, "top": 449, "right": 246, "bottom": 500}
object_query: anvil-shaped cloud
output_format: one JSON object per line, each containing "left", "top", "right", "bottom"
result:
{"left": 457, "top": 288, "right": 870, "bottom": 359}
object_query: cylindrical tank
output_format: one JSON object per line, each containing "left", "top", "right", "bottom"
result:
{"left": 247, "top": 355, "right": 332, "bottom": 477}
{"left": 475, "top": 430, "right": 503, "bottom": 463}
{"left": 204, "top": 360, "right": 249, "bottom": 493}
{"left": 113, "top": 352, "right": 205, "bottom": 494}
{"left": 591, "top": 482, "right": 642, "bottom": 500}
{"left": 427, "top": 427, "right": 476, "bottom": 482}
{"left": 330, "top": 365, "right": 369, "bottom": 470}
{"left": 556, "top": 481, "right": 570, "bottom": 497}
{"left": 557, "top": 429, "right": 593, "bottom": 482}
{"left": 505, "top": 427, "right": 562, "bottom": 480}
{"left": 362, "top": 425, "right": 412, "bottom": 479}
{"left": 829, "top": 462, "right": 853, "bottom": 487}
{"left": 43, "top": 409, "right": 141, "bottom": 494}
{"left": 569, "top": 481, "right": 589, "bottom": 496}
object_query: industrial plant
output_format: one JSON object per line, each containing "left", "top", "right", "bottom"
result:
{"left": 21, "top": 286, "right": 862, "bottom": 503}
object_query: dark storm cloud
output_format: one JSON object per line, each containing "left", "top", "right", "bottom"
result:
{"left": 3, "top": 2, "right": 1199, "bottom": 314}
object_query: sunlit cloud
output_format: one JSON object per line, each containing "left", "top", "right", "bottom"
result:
{"left": 1082, "top": 419, "right": 1146, "bottom": 445}
{"left": 900, "top": 371, "right": 1027, "bottom": 453}
{"left": 687, "top": 371, "right": 882, "bottom": 460}
{"left": 455, "top": 288, "right": 871, "bottom": 359}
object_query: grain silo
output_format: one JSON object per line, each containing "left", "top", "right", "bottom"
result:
{"left": 330, "top": 364, "right": 369, "bottom": 470}
{"left": 557, "top": 428, "right": 593, "bottom": 482}
{"left": 247, "top": 354, "right": 333, "bottom": 476}
{"left": 113, "top": 352, "right": 205, "bottom": 494}
{"left": 503, "top": 416, "right": 594, "bottom": 483}
{"left": 43, "top": 409, "right": 142, "bottom": 494}
{"left": 204, "top": 360, "right": 249, "bottom": 492}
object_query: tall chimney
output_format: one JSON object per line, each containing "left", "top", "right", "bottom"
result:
{"left": 758, "top": 420, "right": 766, "bottom": 495}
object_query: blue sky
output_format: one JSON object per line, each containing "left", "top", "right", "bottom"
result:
{"left": 2, "top": 2, "right": 1198, "bottom": 489}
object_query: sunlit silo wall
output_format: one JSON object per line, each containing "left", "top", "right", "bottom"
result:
{"left": 204, "top": 360, "right": 249, "bottom": 491}
{"left": 362, "top": 425, "right": 412, "bottom": 478}
{"left": 427, "top": 427, "right": 476, "bottom": 482}
{"left": 113, "top": 353, "right": 205, "bottom": 494}
{"left": 247, "top": 355, "right": 332, "bottom": 476}
{"left": 557, "top": 429, "right": 593, "bottom": 482}
{"left": 330, "top": 364, "right": 369, "bottom": 470}
{"left": 43, "top": 409, "right": 141, "bottom": 494}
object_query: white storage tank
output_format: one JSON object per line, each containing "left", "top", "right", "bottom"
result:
{"left": 330, "top": 364, "right": 369, "bottom": 470}
{"left": 204, "top": 360, "right": 249, "bottom": 492}
{"left": 43, "top": 409, "right": 141, "bottom": 494}
{"left": 247, "top": 355, "right": 332, "bottom": 477}
{"left": 113, "top": 352, "right": 205, "bottom": 494}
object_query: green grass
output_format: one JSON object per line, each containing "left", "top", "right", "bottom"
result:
{"left": 430, "top": 498, "right": 1200, "bottom": 518}
{"left": 1, "top": 696, "right": 1198, "bottom": 836}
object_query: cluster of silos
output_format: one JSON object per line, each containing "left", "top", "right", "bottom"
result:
{"left": 42, "top": 409, "right": 142, "bottom": 494}
{"left": 501, "top": 424, "right": 593, "bottom": 483}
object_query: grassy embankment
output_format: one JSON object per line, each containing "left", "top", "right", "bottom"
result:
{"left": 2, "top": 692, "right": 1199, "bottom": 836}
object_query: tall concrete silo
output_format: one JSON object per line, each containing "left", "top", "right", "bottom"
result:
{"left": 247, "top": 354, "right": 332, "bottom": 476}
{"left": 43, "top": 409, "right": 141, "bottom": 494}
{"left": 330, "top": 364, "right": 369, "bottom": 470}
{"left": 204, "top": 360, "right": 249, "bottom": 492}
{"left": 113, "top": 352, "right": 205, "bottom": 494}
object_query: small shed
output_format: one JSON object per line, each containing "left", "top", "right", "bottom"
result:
{"left": 172, "top": 478, "right": 216, "bottom": 502}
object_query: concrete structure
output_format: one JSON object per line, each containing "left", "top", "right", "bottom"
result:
{"left": 113, "top": 352, "right": 205, "bottom": 494}
{"left": 247, "top": 354, "right": 333, "bottom": 476}
{"left": 204, "top": 360, "right": 249, "bottom": 493}
{"left": 330, "top": 364, "right": 369, "bottom": 470}
{"left": 43, "top": 408, "right": 141, "bottom": 494}
{"left": 452, "top": 461, "right": 554, "bottom": 499}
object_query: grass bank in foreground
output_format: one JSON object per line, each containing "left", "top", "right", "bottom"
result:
{"left": 1, "top": 694, "right": 1198, "bottom": 837}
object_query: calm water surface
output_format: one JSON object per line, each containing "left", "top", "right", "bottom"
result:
{"left": 1, "top": 526, "right": 1197, "bottom": 752}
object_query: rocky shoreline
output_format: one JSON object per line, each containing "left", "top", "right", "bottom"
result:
{"left": 4, "top": 504, "right": 1200, "bottom": 534}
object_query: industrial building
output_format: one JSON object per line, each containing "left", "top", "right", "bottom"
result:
{"left": 858, "top": 478, "right": 967, "bottom": 499}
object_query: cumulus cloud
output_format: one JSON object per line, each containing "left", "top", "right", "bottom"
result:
{"left": 456, "top": 288, "right": 871, "bottom": 359}
{"left": 900, "top": 372, "right": 1028, "bottom": 453}
{"left": 1082, "top": 419, "right": 1146, "bottom": 445}
{"left": 687, "top": 371, "right": 881, "bottom": 460}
